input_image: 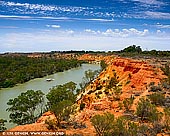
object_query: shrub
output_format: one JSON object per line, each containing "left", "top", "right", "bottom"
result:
{"left": 45, "top": 117, "right": 58, "bottom": 130}
{"left": 164, "top": 107, "right": 170, "bottom": 131}
{"left": 80, "top": 103, "right": 85, "bottom": 111}
{"left": 114, "top": 86, "right": 122, "bottom": 101}
{"left": 123, "top": 96, "right": 134, "bottom": 112}
{"left": 90, "top": 112, "right": 114, "bottom": 136}
{"left": 91, "top": 113, "right": 139, "bottom": 136}
{"left": 149, "top": 85, "right": 162, "bottom": 92}
{"left": 136, "top": 98, "right": 161, "bottom": 122}
{"left": 0, "top": 119, "right": 7, "bottom": 132}
{"left": 73, "top": 122, "right": 86, "bottom": 129}
{"left": 148, "top": 93, "right": 165, "bottom": 106}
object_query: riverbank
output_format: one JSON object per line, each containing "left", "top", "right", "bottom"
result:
{"left": 0, "top": 64, "right": 101, "bottom": 129}
{"left": 0, "top": 56, "right": 82, "bottom": 89}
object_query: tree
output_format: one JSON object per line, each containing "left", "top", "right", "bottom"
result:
{"left": 90, "top": 112, "right": 114, "bottom": 136}
{"left": 46, "top": 83, "right": 76, "bottom": 108}
{"left": 100, "top": 60, "right": 107, "bottom": 70}
{"left": 64, "top": 81, "right": 77, "bottom": 93}
{"left": 0, "top": 119, "right": 7, "bottom": 132}
{"left": 148, "top": 93, "right": 165, "bottom": 106}
{"left": 46, "top": 82, "right": 76, "bottom": 128}
{"left": 122, "top": 45, "right": 142, "bottom": 53}
{"left": 161, "top": 62, "right": 170, "bottom": 85}
{"left": 112, "top": 117, "right": 138, "bottom": 136}
{"left": 91, "top": 113, "right": 138, "bottom": 136}
{"left": 136, "top": 98, "right": 161, "bottom": 122}
{"left": 50, "top": 100, "right": 75, "bottom": 127}
{"left": 6, "top": 90, "right": 45, "bottom": 125}
{"left": 79, "top": 69, "right": 99, "bottom": 90}
{"left": 0, "top": 56, "right": 81, "bottom": 88}
{"left": 106, "top": 74, "right": 122, "bottom": 100}
{"left": 123, "top": 96, "right": 134, "bottom": 112}
{"left": 107, "top": 76, "right": 119, "bottom": 90}
{"left": 164, "top": 107, "right": 170, "bottom": 131}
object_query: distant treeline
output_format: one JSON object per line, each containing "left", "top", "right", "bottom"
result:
{"left": 55, "top": 46, "right": 170, "bottom": 57}
{"left": 50, "top": 50, "right": 106, "bottom": 54}
{"left": 111, "top": 45, "right": 170, "bottom": 57}
{"left": 0, "top": 56, "right": 82, "bottom": 88}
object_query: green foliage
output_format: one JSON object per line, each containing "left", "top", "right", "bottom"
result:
{"left": 0, "top": 56, "right": 81, "bottom": 88}
{"left": 164, "top": 107, "right": 170, "bottom": 131}
{"left": 90, "top": 112, "right": 114, "bottom": 136}
{"left": 91, "top": 113, "right": 139, "bottom": 136}
{"left": 46, "top": 82, "right": 77, "bottom": 127}
{"left": 123, "top": 96, "right": 134, "bottom": 112}
{"left": 79, "top": 69, "right": 99, "bottom": 90}
{"left": 136, "top": 98, "right": 161, "bottom": 122}
{"left": 161, "top": 62, "right": 170, "bottom": 85}
{"left": 106, "top": 73, "right": 122, "bottom": 100}
{"left": 107, "top": 76, "right": 119, "bottom": 90}
{"left": 45, "top": 117, "right": 58, "bottom": 130}
{"left": 112, "top": 117, "right": 138, "bottom": 136}
{"left": 0, "top": 119, "right": 7, "bottom": 132}
{"left": 80, "top": 103, "right": 85, "bottom": 111}
{"left": 46, "top": 83, "right": 76, "bottom": 107}
{"left": 64, "top": 81, "right": 77, "bottom": 92}
{"left": 100, "top": 60, "right": 107, "bottom": 70}
{"left": 122, "top": 45, "right": 142, "bottom": 53}
{"left": 148, "top": 93, "right": 165, "bottom": 106}
{"left": 6, "top": 90, "right": 45, "bottom": 125}
{"left": 50, "top": 100, "right": 75, "bottom": 127}
{"left": 149, "top": 85, "right": 162, "bottom": 92}
{"left": 114, "top": 86, "right": 122, "bottom": 100}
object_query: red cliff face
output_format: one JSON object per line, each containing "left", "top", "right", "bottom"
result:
{"left": 78, "top": 56, "right": 166, "bottom": 111}
{"left": 105, "top": 57, "right": 165, "bottom": 92}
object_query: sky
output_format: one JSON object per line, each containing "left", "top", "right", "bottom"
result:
{"left": 0, "top": 0, "right": 170, "bottom": 52}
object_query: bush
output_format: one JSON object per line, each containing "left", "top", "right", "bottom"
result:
{"left": 136, "top": 98, "right": 161, "bottom": 122}
{"left": 90, "top": 112, "right": 114, "bottom": 136}
{"left": 0, "top": 119, "right": 7, "bottom": 132}
{"left": 80, "top": 103, "right": 85, "bottom": 111}
{"left": 164, "top": 107, "right": 170, "bottom": 131}
{"left": 6, "top": 90, "right": 45, "bottom": 125}
{"left": 123, "top": 96, "right": 134, "bottom": 112}
{"left": 149, "top": 85, "right": 162, "bottom": 92}
{"left": 45, "top": 117, "right": 58, "bottom": 130}
{"left": 148, "top": 93, "right": 165, "bottom": 106}
{"left": 91, "top": 112, "right": 139, "bottom": 136}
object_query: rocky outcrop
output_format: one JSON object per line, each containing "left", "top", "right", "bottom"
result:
{"left": 78, "top": 57, "right": 166, "bottom": 105}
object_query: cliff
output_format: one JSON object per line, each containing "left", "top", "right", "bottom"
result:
{"left": 5, "top": 55, "right": 169, "bottom": 135}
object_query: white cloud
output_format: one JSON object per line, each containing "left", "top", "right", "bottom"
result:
{"left": 156, "top": 30, "right": 161, "bottom": 34}
{"left": 132, "top": 0, "right": 165, "bottom": 5}
{"left": 0, "top": 1, "right": 115, "bottom": 19}
{"left": 85, "top": 28, "right": 149, "bottom": 37}
{"left": 86, "top": 18, "right": 114, "bottom": 22}
{"left": 0, "top": 29, "right": 169, "bottom": 53}
{"left": 145, "top": 11, "right": 170, "bottom": 19}
{"left": 0, "top": 15, "right": 113, "bottom": 22}
{"left": 46, "top": 25, "right": 61, "bottom": 28}
{"left": 155, "top": 24, "right": 170, "bottom": 29}
{"left": 84, "top": 29, "right": 99, "bottom": 35}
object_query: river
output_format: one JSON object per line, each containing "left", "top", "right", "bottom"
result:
{"left": 0, "top": 64, "right": 100, "bottom": 129}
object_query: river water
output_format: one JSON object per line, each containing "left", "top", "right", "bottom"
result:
{"left": 0, "top": 64, "right": 100, "bottom": 129}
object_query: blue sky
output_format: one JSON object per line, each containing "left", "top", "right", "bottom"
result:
{"left": 0, "top": 0, "right": 170, "bottom": 52}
